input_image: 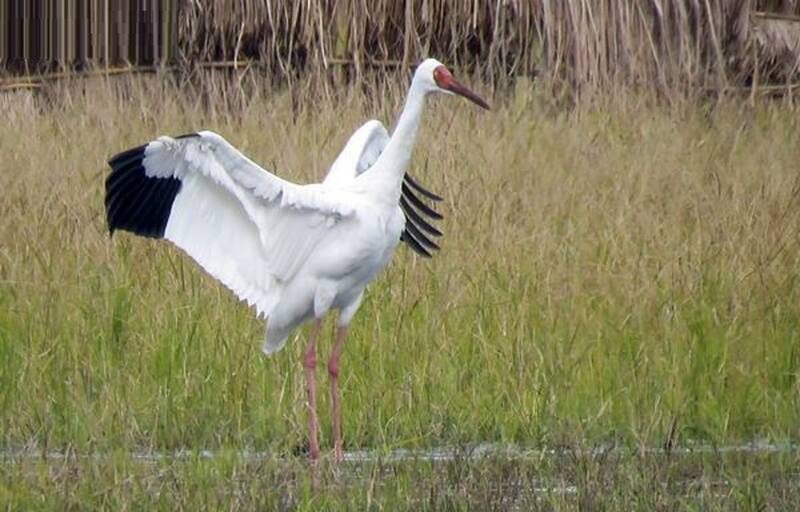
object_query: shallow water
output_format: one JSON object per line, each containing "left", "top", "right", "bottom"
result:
{"left": 2, "top": 440, "right": 797, "bottom": 463}
{"left": 3, "top": 442, "right": 798, "bottom": 508}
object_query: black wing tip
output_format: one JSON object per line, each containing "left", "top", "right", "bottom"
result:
{"left": 399, "top": 173, "right": 444, "bottom": 257}
{"left": 405, "top": 218, "right": 440, "bottom": 251}
{"left": 108, "top": 143, "right": 147, "bottom": 169}
{"left": 404, "top": 173, "right": 444, "bottom": 202}
{"left": 400, "top": 197, "right": 444, "bottom": 238}
{"left": 175, "top": 132, "right": 200, "bottom": 140}
{"left": 104, "top": 139, "right": 182, "bottom": 239}
{"left": 401, "top": 231, "right": 433, "bottom": 258}
{"left": 402, "top": 183, "right": 444, "bottom": 220}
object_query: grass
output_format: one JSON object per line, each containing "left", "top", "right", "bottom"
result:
{"left": 1, "top": 73, "right": 799, "bottom": 507}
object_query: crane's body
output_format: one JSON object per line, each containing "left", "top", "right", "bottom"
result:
{"left": 105, "top": 58, "right": 489, "bottom": 462}
{"left": 259, "top": 192, "right": 405, "bottom": 353}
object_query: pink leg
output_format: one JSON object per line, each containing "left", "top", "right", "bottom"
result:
{"left": 304, "top": 319, "right": 323, "bottom": 462}
{"left": 328, "top": 326, "right": 349, "bottom": 462}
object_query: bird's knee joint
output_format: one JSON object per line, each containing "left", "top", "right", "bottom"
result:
{"left": 327, "top": 359, "right": 340, "bottom": 379}
{"left": 304, "top": 350, "right": 316, "bottom": 370}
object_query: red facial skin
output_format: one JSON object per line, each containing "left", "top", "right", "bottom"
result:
{"left": 433, "top": 65, "right": 491, "bottom": 110}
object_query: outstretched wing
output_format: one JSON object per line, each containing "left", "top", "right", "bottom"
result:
{"left": 324, "top": 120, "right": 390, "bottom": 187}
{"left": 324, "top": 120, "right": 445, "bottom": 257}
{"left": 105, "top": 131, "right": 353, "bottom": 318}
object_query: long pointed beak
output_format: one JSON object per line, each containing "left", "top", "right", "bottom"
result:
{"left": 444, "top": 78, "right": 491, "bottom": 110}
{"left": 434, "top": 66, "right": 490, "bottom": 110}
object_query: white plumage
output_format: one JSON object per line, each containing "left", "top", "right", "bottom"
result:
{"left": 104, "top": 58, "right": 489, "bottom": 461}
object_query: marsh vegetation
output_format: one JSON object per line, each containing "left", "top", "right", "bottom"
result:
{"left": 1, "top": 74, "right": 799, "bottom": 508}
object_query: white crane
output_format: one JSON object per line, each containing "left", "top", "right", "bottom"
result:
{"left": 104, "top": 58, "right": 489, "bottom": 462}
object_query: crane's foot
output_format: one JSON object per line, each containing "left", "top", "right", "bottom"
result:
{"left": 333, "top": 444, "right": 344, "bottom": 463}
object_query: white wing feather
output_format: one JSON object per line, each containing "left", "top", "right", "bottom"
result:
{"left": 141, "top": 131, "right": 354, "bottom": 318}
{"left": 323, "top": 120, "right": 390, "bottom": 186}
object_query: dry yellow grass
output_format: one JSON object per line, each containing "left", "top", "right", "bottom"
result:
{"left": 4, "top": 1, "right": 800, "bottom": 99}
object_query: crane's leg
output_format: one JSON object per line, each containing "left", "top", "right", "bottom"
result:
{"left": 328, "top": 325, "right": 349, "bottom": 462}
{"left": 304, "top": 319, "right": 323, "bottom": 462}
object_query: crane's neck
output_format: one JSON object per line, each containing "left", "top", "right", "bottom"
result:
{"left": 362, "top": 80, "right": 427, "bottom": 204}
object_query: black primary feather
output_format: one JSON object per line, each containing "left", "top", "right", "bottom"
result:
{"left": 404, "top": 173, "right": 443, "bottom": 202}
{"left": 401, "top": 182, "right": 443, "bottom": 220}
{"left": 400, "top": 172, "right": 444, "bottom": 257}
{"left": 104, "top": 133, "right": 199, "bottom": 238}
{"left": 401, "top": 230, "right": 432, "bottom": 258}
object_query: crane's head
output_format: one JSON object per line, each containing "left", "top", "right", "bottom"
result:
{"left": 414, "top": 58, "right": 490, "bottom": 110}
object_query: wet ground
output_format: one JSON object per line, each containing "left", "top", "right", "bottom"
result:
{"left": 2, "top": 442, "right": 798, "bottom": 509}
